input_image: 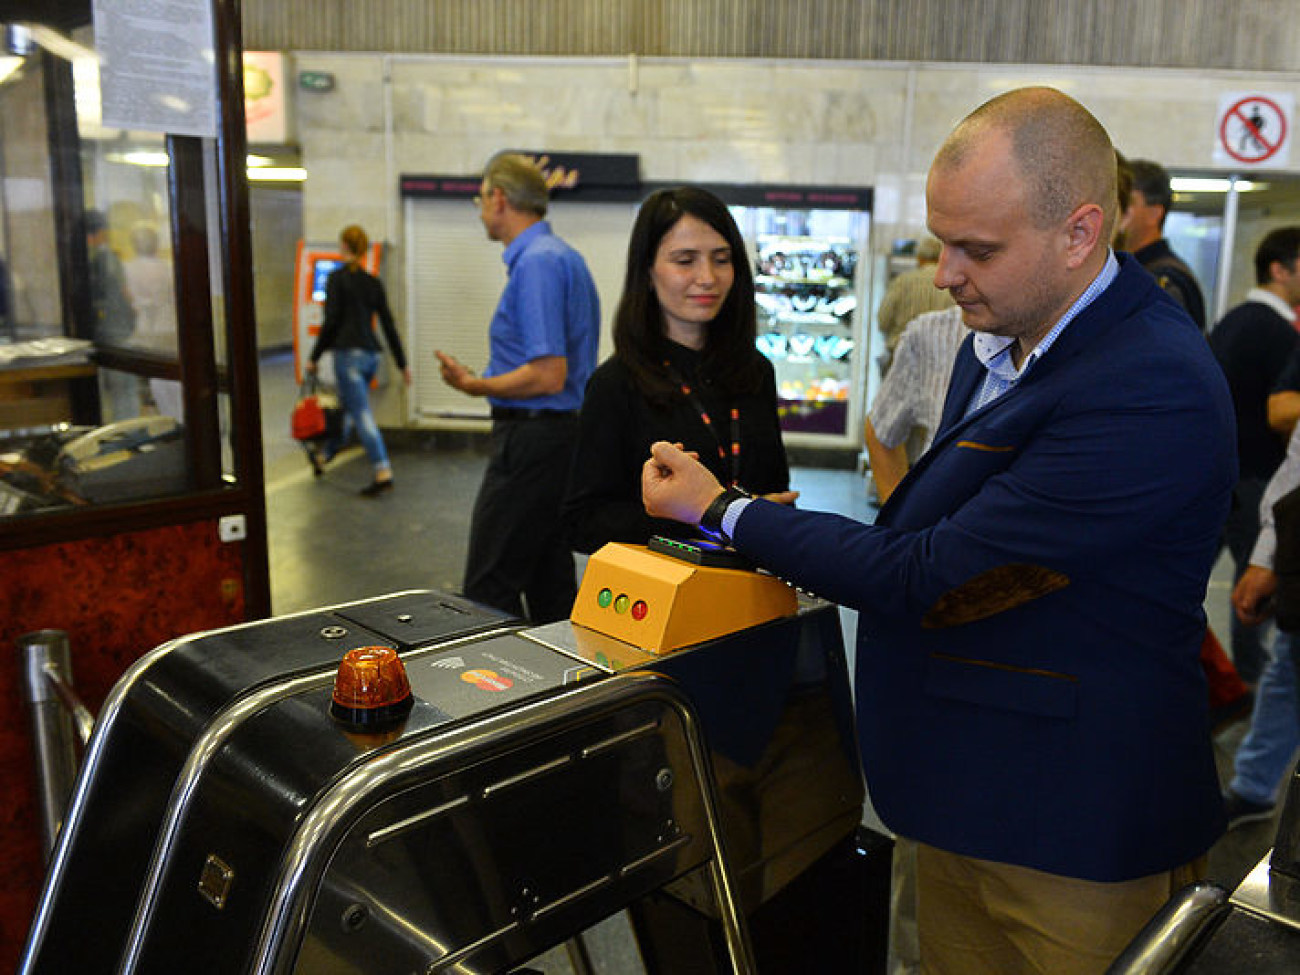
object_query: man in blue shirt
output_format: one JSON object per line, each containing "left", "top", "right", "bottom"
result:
{"left": 642, "top": 88, "right": 1235, "bottom": 974}
{"left": 437, "top": 152, "right": 600, "bottom": 622}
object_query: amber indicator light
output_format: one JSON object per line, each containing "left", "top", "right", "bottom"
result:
{"left": 330, "top": 645, "right": 414, "bottom": 730}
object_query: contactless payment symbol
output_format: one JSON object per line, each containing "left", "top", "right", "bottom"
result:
{"left": 1216, "top": 92, "right": 1292, "bottom": 167}
{"left": 461, "top": 668, "right": 514, "bottom": 692}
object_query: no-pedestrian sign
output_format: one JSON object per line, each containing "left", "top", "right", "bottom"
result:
{"left": 1215, "top": 92, "right": 1293, "bottom": 168}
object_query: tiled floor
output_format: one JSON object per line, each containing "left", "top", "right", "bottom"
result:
{"left": 257, "top": 349, "right": 1282, "bottom": 971}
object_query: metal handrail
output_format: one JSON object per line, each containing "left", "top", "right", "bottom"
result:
{"left": 1105, "top": 881, "right": 1230, "bottom": 974}
{"left": 19, "top": 630, "right": 93, "bottom": 859}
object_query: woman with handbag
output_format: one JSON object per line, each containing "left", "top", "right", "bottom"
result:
{"left": 306, "top": 224, "right": 411, "bottom": 496}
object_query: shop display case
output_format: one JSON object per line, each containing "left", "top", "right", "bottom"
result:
{"left": 753, "top": 232, "right": 859, "bottom": 439}
{"left": 724, "top": 187, "right": 872, "bottom": 449}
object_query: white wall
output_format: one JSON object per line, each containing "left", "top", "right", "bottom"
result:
{"left": 289, "top": 53, "right": 1300, "bottom": 424}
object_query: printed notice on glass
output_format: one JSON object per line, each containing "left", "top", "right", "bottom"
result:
{"left": 93, "top": 0, "right": 218, "bottom": 138}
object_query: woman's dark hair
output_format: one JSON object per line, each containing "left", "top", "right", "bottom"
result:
{"left": 613, "top": 186, "right": 762, "bottom": 406}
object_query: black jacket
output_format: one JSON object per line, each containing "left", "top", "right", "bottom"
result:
{"left": 563, "top": 342, "right": 790, "bottom": 553}
{"left": 310, "top": 265, "right": 407, "bottom": 370}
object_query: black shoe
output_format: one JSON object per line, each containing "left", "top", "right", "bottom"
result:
{"left": 1223, "top": 790, "right": 1275, "bottom": 830}
{"left": 306, "top": 444, "right": 324, "bottom": 477}
{"left": 360, "top": 479, "right": 393, "bottom": 497}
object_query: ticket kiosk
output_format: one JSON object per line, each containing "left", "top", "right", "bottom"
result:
{"left": 291, "top": 239, "right": 383, "bottom": 384}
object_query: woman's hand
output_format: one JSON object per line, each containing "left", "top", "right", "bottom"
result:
{"left": 760, "top": 490, "right": 799, "bottom": 506}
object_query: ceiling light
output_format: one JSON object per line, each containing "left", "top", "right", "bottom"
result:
{"left": 1170, "top": 177, "right": 1259, "bottom": 193}
{"left": 115, "top": 150, "right": 170, "bottom": 167}
{"left": 247, "top": 167, "right": 307, "bottom": 182}
{"left": 107, "top": 151, "right": 298, "bottom": 179}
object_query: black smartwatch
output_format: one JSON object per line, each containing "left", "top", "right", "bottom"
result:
{"left": 698, "top": 486, "right": 751, "bottom": 545}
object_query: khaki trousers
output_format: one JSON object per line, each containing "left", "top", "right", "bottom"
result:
{"left": 915, "top": 842, "right": 1205, "bottom": 975}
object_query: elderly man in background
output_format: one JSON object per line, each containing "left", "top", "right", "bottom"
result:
{"left": 437, "top": 152, "right": 600, "bottom": 623}
{"left": 875, "top": 236, "right": 954, "bottom": 375}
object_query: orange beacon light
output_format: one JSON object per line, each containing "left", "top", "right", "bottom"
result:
{"left": 330, "top": 645, "right": 414, "bottom": 730}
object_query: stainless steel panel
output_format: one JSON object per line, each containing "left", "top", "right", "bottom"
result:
{"left": 1231, "top": 855, "right": 1300, "bottom": 934}
{"left": 287, "top": 685, "right": 720, "bottom": 974}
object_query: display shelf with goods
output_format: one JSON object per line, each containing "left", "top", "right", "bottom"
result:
{"left": 724, "top": 193, "right": 871, "bottom": 449}
{"left": 750, "top": 229, "right": 862, "bottom": 441}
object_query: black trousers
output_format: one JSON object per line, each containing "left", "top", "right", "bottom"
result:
{"left": 463, "top": 414, "right": 578, "bottom": 623}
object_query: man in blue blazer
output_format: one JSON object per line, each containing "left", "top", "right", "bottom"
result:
{"left": 642, "top": 87, "right": 1236, "bottom": 974}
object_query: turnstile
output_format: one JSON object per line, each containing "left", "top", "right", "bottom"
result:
{"left": 20, "top": 570, "right": 887, "bottom": 973}
{"left": 1108, "top": 764, "right": 1300, "bottom": 974}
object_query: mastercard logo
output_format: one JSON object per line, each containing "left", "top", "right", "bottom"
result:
{"left": 460, "top": 668, "right": 514, "bottom": 692}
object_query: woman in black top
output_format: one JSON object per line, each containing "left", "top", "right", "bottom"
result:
{"left": 563, "top": 187, "right": 796, "bottom": 552}
{"left": 307, "top": 224, "right": 411, "bottom": 496}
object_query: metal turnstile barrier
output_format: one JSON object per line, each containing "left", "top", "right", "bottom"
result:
{"left": 1108, "top": 762, "right": 1300, "bottom": 974}
{"left": 20, "top": 585, "right": 888, "bottom": 974}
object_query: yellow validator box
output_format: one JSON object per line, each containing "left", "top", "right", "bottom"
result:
{"left": 570, "top": 540, "right": 799, "bottom": 654}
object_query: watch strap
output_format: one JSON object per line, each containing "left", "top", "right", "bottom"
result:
{"left": 699, "top": 486, "right": 751, "bottom": 544}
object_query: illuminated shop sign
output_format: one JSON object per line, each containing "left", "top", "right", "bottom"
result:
{"left": 401, "top": 151, "right": 641, "bottom": 202}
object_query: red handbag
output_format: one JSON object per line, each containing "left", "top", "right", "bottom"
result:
{"left": 292, "top": 394, "right": 327, "bottom": 441}
{"left": 292, "top": 377, "right": 333, "bottom": 441}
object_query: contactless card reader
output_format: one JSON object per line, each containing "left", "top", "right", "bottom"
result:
{"left": 570, "top": 539, "right": 798, "bottom": 654}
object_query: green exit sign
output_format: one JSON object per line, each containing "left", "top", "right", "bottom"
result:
{"left": 298, "top": 71, "right": 335, "bottom": 93}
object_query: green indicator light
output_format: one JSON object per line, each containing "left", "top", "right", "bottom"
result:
{"left": 614, "top": 594, "right": 630, "bottom": 614}
{"left": 597, "top": 588, "right": 613, "bottom": 608}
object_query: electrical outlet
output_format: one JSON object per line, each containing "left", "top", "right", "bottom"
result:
{"left": 218, "top": 514, "right": 247, "bottom": 543}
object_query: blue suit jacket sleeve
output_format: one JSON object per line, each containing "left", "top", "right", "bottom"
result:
{"left": 734, "top": 283, "right": 1234, "bottom": 633}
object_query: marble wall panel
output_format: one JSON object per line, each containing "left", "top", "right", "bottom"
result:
{"left": 297, "top": 53, "right": 1300, "bottom": 334}
{"left": 295, "top": 58, "right": 388, "bottom": 133}
{"left": 825, "top": 141, "right": 879, "bottom": 186}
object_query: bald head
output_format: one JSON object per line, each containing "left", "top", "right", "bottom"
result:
{"left": 934, "top": 87, "right": 1117, "bottom": 241}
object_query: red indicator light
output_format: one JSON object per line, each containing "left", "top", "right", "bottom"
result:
{"left": 331, "top": 645, "right": 414, "bottom": 730}
{"left": 631, "top": 600, "right": 648, "bottom": 621}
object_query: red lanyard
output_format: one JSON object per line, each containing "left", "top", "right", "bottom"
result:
{"left": 664, "top": 361, "right": 741, "bottom": 487}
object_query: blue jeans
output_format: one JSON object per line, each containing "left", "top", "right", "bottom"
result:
{"left": 1230, "top": 630, "right": 1300, "bottom": 805}
{"left": 329, "top": 348, "right": 389, "bottom": 474}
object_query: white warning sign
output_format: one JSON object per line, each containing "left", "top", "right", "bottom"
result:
{"left": 1215, "top": 92, "right": 1292, "bottom": 168}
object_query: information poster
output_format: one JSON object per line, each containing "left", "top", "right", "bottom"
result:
{"left": 93, "top": 0, "right": 218, "bottom": 138}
